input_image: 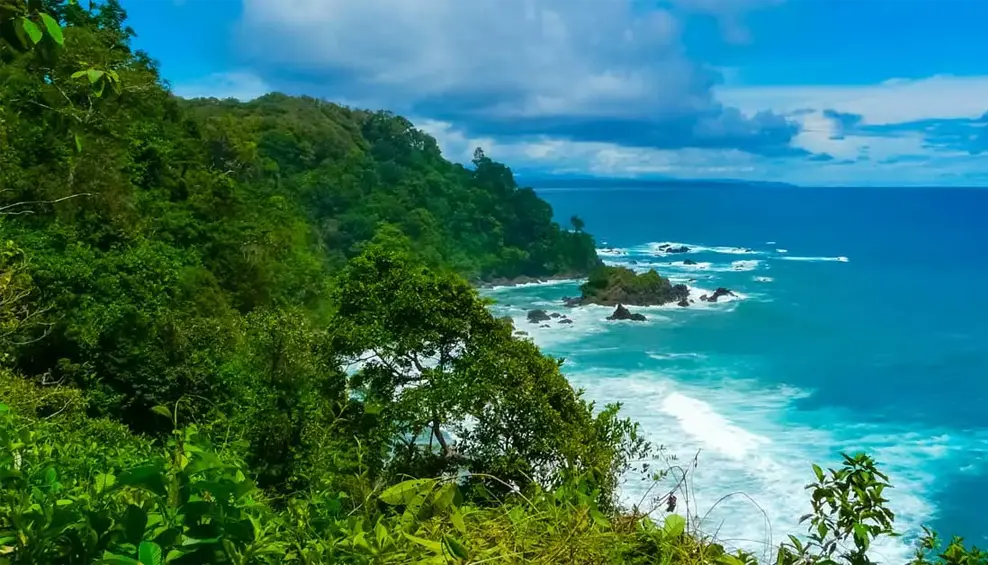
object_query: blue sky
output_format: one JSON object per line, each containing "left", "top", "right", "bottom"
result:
{"left": 122, "top": 0, "right": 988, "bottom": 186}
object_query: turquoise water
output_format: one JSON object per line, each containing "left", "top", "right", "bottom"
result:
{"left": 484, "top": 185, "right": 988, "bottom": 562}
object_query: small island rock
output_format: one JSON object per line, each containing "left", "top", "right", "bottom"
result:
{"left": 607, "top": 304, "right": 647, "bottom": 322}
{"left": 527, "top": 309, "right": 552, "bottom": 323}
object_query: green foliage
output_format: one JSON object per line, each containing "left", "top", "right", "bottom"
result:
{"left": 0, "top": 2, "right": 980, "bottom": 564}
{"left": 579, "top": 265, "right": 690, "bottom": 306}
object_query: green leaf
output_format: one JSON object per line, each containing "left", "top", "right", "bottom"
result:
{"left": 39, "top": 13, "right": 63, "bottom": 46}
{"left": 663, "top": 514, "right": 686, "bottom": 538}
{"left": 0, "top": 403, "right": 8, "bottom": 413}
{"left": 139, "top": 541, "right": 163, "bottom": 565}
{"left": 716, "top": 555, "right": 746, "bottom": 565}
{"left": 442, "top": 535, "right": 469, "bottom": 560}
{"left": 589, "top": 508, "right": 610, "bottom": 528}
{"left": 117, "top": 465, "right": 167, "bottom": 496}
{"left": 95, "top": 473, "right": 116, "bottom": 493}
{"left": 150, "top": 405, "right": 171, "bottom": 419}
{"left": 379, "top": 478, "right": 433, "bottom": 506}
{"left": 74, "top": 132, "right": 83, "bottom": 153}
{"left": 123, "top": 505, "right": 148, "bottom": 545}
{"left": 100, "top": 551, "right": 142, "bottom": 565}
{"left": 71, "top": 70, "right": 87, "bottom": 79}
{"left": 87, "top": 69, "right": 105, "bottom": 84}
{"left": 450, "top": 508, "right": 466, "bottom": 534}
{"left": 432, "top": 482, "right": 458, "bottom": 510}
{"left": 812, "top": 464, "right": 825, "bottom": 482}
{"left": 20, "top": 18, "right": 42, "bottom": 45}
{"left": 402, "top": 532, "right": 442, "bottom": 554}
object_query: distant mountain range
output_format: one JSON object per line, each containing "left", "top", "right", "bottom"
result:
{"left": 516, "top": 175, "right": 797, "bottom": 189}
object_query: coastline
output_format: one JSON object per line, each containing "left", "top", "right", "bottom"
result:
{"left": 473, "top": 272, "right": 586, "bottom": 289}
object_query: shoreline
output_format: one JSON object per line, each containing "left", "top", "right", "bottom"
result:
{"left": 473, "top": 272, "right": 586, "bottom": 289}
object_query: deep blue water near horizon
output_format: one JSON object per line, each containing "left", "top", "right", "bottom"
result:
{"left": 484, "top": 185, "right": 988, "bottom": 562}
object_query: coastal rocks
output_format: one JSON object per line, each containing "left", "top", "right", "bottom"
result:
{"left": 683, "top": 259, "right": 697, "bottom": 266}
{"left": 607, "top": 304, "right": 647, "bottom": 322}
{"left": 677, "top": 298, "right": 690, "bottom": 308}
{"left": 527, "top": 309, "right": 551, "bottom": 323}
{"left": 559, "top": 318, "right": 573, "bottom": 324}
{"left": 550, "top": 313, "right": 561, "bottom": 318}
{"left": 573, "top": 266, "right": 690, "bottom": 308}
{"left": 562, "top": 296, "right": 581, "bottom": 308}
{"left": 656, "top": 243, "right": 690, "bottom": 253}
{"left": 699, "top": 287, "right": 735, "bottom": 303}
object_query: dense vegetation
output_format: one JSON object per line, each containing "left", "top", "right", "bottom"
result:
{"left": 0, "top": 1, "right": 984, "bottom": 563}
{"left": 576, "top": 266, "right": 691, "bottom": 307}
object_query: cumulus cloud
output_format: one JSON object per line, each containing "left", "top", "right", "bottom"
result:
{"left": 236, "top": 0, "right": 797, "bottom": 155}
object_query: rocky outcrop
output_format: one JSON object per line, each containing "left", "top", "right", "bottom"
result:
{"left": 527, "top": 309, "right": 551, "bottom": 323}
{"left": 607, "top": 304, "right": 647, "bottom": 322}
{"left": 559, "top": 318, "right": 573, "bottom": 324}
{"left": 683, "top": 259, "right": 697, "bottom": 265}
{"left": 665, "top": 245, "right": 690, "bottom": 254}
{"left": 699, "top": 287, "right": 735, "bottom": 303}
{"left": 571, "top": 266, "right": 689, "bottom": 307}
{"left": 677, "top": 298, "right": 690, "bottom": 307}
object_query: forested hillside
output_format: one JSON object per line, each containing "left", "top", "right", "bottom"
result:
{"left": 0, "top": 1, "right": 980, "bottom": 564}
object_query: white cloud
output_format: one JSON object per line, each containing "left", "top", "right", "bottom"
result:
{"left": 412, "top": 117, "right": 987, "bottom": 186}
{"left": 788, "top": 110, "right": 930, "bottom": 162}
{"left": 171, "top": 71, "right": 271, "bottom": 101}
{"left": 718, "top": 75, "right": 988, "bottom": 125}
{"left": 238, "top": 0, "right": 688, "bottom": 113}
{"left": 235, "top": 0, "right": 797, "bottom": 154}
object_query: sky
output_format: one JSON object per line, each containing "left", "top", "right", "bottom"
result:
{"left": 121, "top": 0, "right": 988, "bottom": 186}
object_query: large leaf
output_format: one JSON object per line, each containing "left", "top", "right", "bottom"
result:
{"left": 116, "top": 465, "right": 167, "bottom": 496}
{"left": 38, "top": 13, "right": 63, "bottom": 46}
{"left": 138, "top": 541, "right": 163, "bottom": 565}
{"left": 100, "top": 552, "right": 141, "bottom": 565}
{"left": 20, "top": 18, "right": 42, "bottom": 44}
{"left": 402, "top": 532, "right": 442, "bottom": 554}
{"left": 379, "top": 478, "right": 433, "bottom": 506}
{"left": 663, "top": 514, "right": 686, "bottom": 538}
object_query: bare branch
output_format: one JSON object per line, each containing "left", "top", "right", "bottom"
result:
{"left": 0, "top": 193, "right": 91, "bottom": 214}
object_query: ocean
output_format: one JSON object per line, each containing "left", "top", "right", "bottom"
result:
{"left": 483, "top": 185, "right": 988, "bottom": 562}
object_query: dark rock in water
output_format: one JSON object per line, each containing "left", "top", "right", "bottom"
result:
{"left": 677, "top": 299, "right": 690, "bottom": 308}
{"left": 527, "top": 309, "right": 551, "bottom": 323}
{"left": 550, "top": 312, "right": 561, "bottom": 318}
{"left": 658, "top": 244, "right": 670, "bottom": 250}
{"left": 607, "top": 304, "right": 647, "bottom": 322}
{"left": 666, "top": 245, "right": 690, "bottom": 254}
{"left": 700, "top": 287, "right": 736, "bottom": 303}
{"left": 629, "top": 260, "right": 638, "bottom": 265}
{"left": 559, "top": 318, "right": 574, "bottom": 324}
{"left": 539, "top": 324, "right": 551, "bottom": 328}
{"left": 683, "top": 259, "right": 697, "bottom": 265}
{"left": 562, "top": 296, "right": 581, "bottom": 308}
{"left": 687, "top": 278, "right": 697, "bottom": 283}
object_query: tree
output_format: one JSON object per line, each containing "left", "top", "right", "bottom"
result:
{"left": 330, "top": 233, "right": 648, "bottom": 501}
{"left": 570, "top": 215, "right": 585, "bottom": 232}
